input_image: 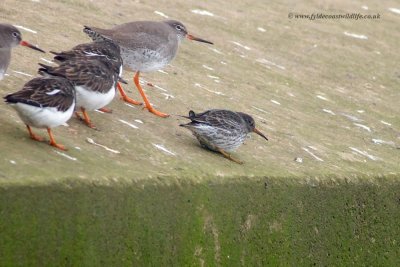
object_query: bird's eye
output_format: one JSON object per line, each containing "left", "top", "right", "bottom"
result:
{"left": 12, "top": 32, "right": 19, "bottom": 38}
{"left": 175, "top": 25, "right": 183, "bottom": 31}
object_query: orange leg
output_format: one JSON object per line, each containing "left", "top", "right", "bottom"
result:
{"left": 81, "top": 108, "right": 96, "bottom": 129}
{"left": 117, "top": 82, "right": 142, "bottom": 105}
{"left": 217, "top": 147, "right": 244, "bottom": 164}
{"left": 26, "top": 125, "right": 43, "bottom": 141}
{"left": 134, "top": 71, "right": 169, "bottom": 118}
{"left": 98, "top": 107, "right": 113, "bottom": 113}
{"left": 47, "top": 128, "right": 66, "bottom": 150}
{"left": 75, "top": 111, "right": 82, "bottom": 120}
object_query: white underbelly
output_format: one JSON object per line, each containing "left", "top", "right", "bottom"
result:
{"left": 12, "top": 102, "right": 75, "bottom": 128}
{"left": 75, "top": 85, "right": 116, "bottom": 110}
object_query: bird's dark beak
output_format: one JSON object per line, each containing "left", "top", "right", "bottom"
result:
{"left": 20, "top": 40, "right": 45, "bottom": 53}
{"left": 118, "top": 77, "right": 128, "bottom": 84}
{"left": 187, "top": 34, "right": 213, "bottom": 45}
{"left": 253, "top": 128, "right": 268, "bottom": 141}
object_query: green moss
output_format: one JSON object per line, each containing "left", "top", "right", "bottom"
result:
{"left": 1, "top": 177, "right": 399, "bottom": 266}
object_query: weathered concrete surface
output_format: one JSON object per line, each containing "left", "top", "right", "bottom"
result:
{"left": 0, "top": 0, "right": 398, "bottom": 183}
{"left": 0, "top": 0, "right": 399, "bottom": 265}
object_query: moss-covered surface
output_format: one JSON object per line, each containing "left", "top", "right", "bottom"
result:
{"left": 0, "top": 0, "right": 399, "bottom": 265}
{"left": 1, "top": 177, "right": 400, "bottom": 266}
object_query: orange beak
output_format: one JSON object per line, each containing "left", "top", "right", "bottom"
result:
{"left": 20, "top": 40, "right": 45, "bottom": 53}
{"left": 253, "top": 128, "right": 268, "bottom": 141}
{"left": 187, "top": 34, "right": 213, "bottom": 45}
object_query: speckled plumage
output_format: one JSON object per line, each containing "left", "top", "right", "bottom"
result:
{"left": 180, "top": 109, "right": 268, "bottom": 163}
{"left": 50, "top": 40, "right": 123, "bottom": 77}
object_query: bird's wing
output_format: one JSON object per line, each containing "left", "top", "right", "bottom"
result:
{"left": 5, "top": 77, "right": 74, "bottom": 111}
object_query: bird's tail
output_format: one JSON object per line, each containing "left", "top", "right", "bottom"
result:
{"left": 37, "top": 63, "right": 53, "bottom": 77}
{"left": 37, "top": 63, "right": 66, "bottom": 80}
{"left": 83, "top": 26, "right": 109, "bottom": 42}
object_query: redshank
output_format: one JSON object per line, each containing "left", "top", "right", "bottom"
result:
{"left": 180, "top": 109, "right": 268, "bottom": 164}
{"left": 0, "top": 23, "right": 45, "bottom": 80}
{"left": 38, "top": 55, "right": 122, "bottom": 129}
{"left": 4, "top": 76, "right": 75, "bottom": 150}
{"left": 84, "top": 20, "right": 213, "bottom": 117}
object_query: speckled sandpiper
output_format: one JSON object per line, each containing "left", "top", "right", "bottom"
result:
{"left": 180, "top": 109, "right": 269, "bottom": 164}
{"left": 0, "top": 23, "right": 45, "bottom": 80}
{"left": 4, "top": 76, "right": 75, "bottom": 150}
{"left": 84, "top": 20, "right": 213, "bottom": 117}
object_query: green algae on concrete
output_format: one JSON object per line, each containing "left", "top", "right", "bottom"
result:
{"left": 1, "top": 177, "right": 399, "bottom": 266}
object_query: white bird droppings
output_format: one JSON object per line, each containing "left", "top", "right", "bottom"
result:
{"left": 54, "top": 150, "right": 77, "bottom": 161}
{"left": 209, "top": 48, "right": 224, "bottom": 55}
{"left": 389, "top": 8, "right": 400, "bottom": 14}
{"left": 153, "top": 144, "right": 176, "bottom": 156}
{"left": 354, "top": 123, "right": 371, "bottom": 132}
{"left": 202, "top": 64, "right": 214, "bottom": 71}
{"left": 154, "top": 11, "right": 169, "bottom": 18}
{"left": 9, "top": 160, "right": 16, "bottom": 165}
{"left": 343, "top": 31, "right": 368, "bottom": 40}
{"left": 12, "top": 70, "right": 33, "bottom": 77}
{"left": 349, "top": 147, "right": 380, "bottom": 161}
{"left": 157, "top": 69, "right": 168, "bottom": 74}
{"left": 256, "top": 58, "right": 286, "bottom": 70}
{"left": 86, "top": 138, "right": 121, "bottom": 154}
{"left": 380, "top": 120, "right": 392, "bottom": 126}
{"left": 14, "top": 25, "right": 37, "bottom": 34}
{"left": 252, "top": 106, "right": 269, "bottom": 114}
{"left": 40, "top": 58, "right": 55, "bottom": 65}
{"left": 316, "top": 95, "right": 329, "bottom": 101}
{"left": 191, "top": 9, "right": 214, "bottom": 16}
{"left": 270, "top": 100, "right": 281, "bottom": 105}
{"left": 118, "top": 119, "right": 139, "bottom": 129}
{"left": 302, "top": 147, "right": 324, "bottom": 162}
{"left": 230, "top": 41, "right": 251, "bottom": 51}
{"left": 341, "top": 113, "right": 363, "bottom": 122}
{"left": 322, "top": 109, "right": 336, "bottom": 115}
{"left": 372, "top": 139, "right": 395, "bottom": 146}
{"left": 194, "top": 83, "right": 224, "bottom": 95}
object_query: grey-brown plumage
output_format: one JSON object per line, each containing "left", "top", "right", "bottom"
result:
{"left": 4, "top": 76, "right": 75, "bottom": 150}
{"left": 180, "top": 109, "right": 268, "bottom": 164}
{"left": 0, "top": 23, "right": 45, "bottom": 80}
{"left": 83, "top": 20, "right": 213, "bottom": 117}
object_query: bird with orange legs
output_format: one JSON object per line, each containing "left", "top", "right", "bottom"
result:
{"left": 84, "top": 20, "right": 213, "bottom": 118}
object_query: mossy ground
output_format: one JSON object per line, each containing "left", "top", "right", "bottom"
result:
{"left": 1, "top": 177, "right": 400, "bottom": 266}
{"left": 0, "top": 0, "right": 399, "bottom": 265}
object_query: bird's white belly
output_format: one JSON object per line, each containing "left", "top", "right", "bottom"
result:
{"left": 75, "top": 85, "right": 116, "bottom": 110}
{"left": 12, "top": 102, "right": 75, "bottom": 128}
{"left": 191, "top": 124, "right": 247, "bottom": 152}
{"left": 0, "top": 69, "right": 5, "bottom": 80}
